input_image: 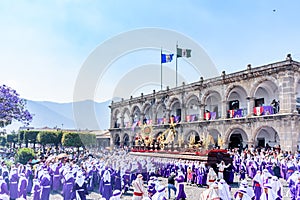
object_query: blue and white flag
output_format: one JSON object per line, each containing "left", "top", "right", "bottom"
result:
{"left": 161, "top": 53, "right": 174, "bottom": 63}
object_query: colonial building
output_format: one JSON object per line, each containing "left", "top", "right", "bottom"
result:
{"left": 109, "top": 55, "right": 300, "bottom": 152}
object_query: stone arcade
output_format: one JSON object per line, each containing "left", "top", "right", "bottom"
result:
{"left": 109, "top": 55, "right": 300, "bottom": 152}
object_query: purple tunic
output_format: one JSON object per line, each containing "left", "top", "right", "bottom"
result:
{"left": 0, "top": 180, "right": 9, "bottom": 195}
{"left": 122, "top": 172, "right": 130, "bottom": 193}
{"left": 18, "top": 176, "right": 28, "bottom": 198}
{"left": 52, "top": 164, "right": 62, "bottom": 191}
{"left": 32, "top": 183, "right": 41, "bottom": 200}
{"left": 113, "top": 170, "right": 122, "bottom": 191}
{"left": 102, "top": 180, "right": 113, "bottom": 200}
{"left": 63, "top": 176, "right": 74, "bottom": 200}
{"left": 9, "top": 172, "right": 19, "bottom": 199}
{"left": 40, "top": 175, "right": 51, "bottom": 200}
{"left": 253, "top": 180, "right": 262, "bottom": 200}
{"left": 175, "top": 175, "right": 186, "bottom": 200}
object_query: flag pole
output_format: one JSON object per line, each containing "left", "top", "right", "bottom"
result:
{"left": 176, "top": 41, "right": 178, "bottom": 87}
{"left": 161, "top": 48, "right": 162, "bottom": 90}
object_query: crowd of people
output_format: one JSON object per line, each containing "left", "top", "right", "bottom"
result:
{"left": 0, "top": 146, "right": 299, "bottom": 199}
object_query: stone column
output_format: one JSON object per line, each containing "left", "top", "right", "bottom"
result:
{"left": 199, "top": 104, "right": 205, "bottom": 120}
{"left": 247, "top": 97, "right": 255, "bottom": 116}
{"left": 181, "top": 104, "right": 186, "bottom": 123}
{"left": 166, "top": 109, "right": 171, "bottom": 123}
{"left": 120, "top": 116, "right": 125, "bottom": 128}
{"left": 278, "top": 70, "right": 295, "bottom": 114}
{"left": 221, "top": 100, "right": 228, "bottom": 119}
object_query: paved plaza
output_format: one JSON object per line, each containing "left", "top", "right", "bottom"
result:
{"left": 25, "top": 175, "right": 291, "bottom": 200}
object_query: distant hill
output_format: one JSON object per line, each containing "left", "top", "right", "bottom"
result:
{"left": 25, "top": 100, "right": 111, "bottom": 130}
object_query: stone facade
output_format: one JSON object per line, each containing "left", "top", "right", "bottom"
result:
{"left": 109, "top": 56, "right": 300, "bottom": 152}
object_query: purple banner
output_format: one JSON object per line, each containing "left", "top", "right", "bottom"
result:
{"left": 262, "top": 106, "right": 274, "bottom": 115}
{"left": 234, "top": 109, "right": 243, "bottom": 118}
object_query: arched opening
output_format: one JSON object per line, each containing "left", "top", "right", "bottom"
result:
{"left": 205, "top": 92, "right": 222, "bottom": 119}
{"left": 114, "top": 134, "right": 120, "bottom": 147}
{"left": 186, "top": 96, "right": 200, "bottom": 122}
{"left": 114, "top": 110, "right": 121, "bottom": 128}
{"left": 227, "top": 129, "right": 248, "bottom": 150}
{"left": 123, "top": 109, "right": 130, "bottom": 128}
{"left": 124, "top": 133, "right": 130, "bottom": 147}
{"left": 132, "top": 106, "right": 141, "bottom": 124}
{"left": 253, "top": 80, "right": 279, "bottom": 115}
{"left": 143, "top": 105, "right": 153, "bottom": 124}
{"left": 227, "top": 86, "right": 248, "bottom": 118}
{"left": 156, "top": 104, "right": 165, "bottom": 125}
{"left": 255, "top": 127, "right": 279, "bottom": 148}
{"left": 186, "top": 130, "right": 201, "bottom": 146}
{"left": 170, "top": 100, "right": 181, "bottom": 123}
{"left": 208, "top": 129, "right": 221, "bottom": 147}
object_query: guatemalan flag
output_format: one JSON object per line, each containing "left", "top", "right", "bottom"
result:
{"left": 161, "top": 53, "right": 174, "bottom": 63}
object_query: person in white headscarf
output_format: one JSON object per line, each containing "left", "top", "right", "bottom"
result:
{"left": 151, "top": 185, "right": 166, "bottom": 200}
{"left": 235, "top": 188, "right": 252, "bottom": 200}
{"left": 237, "top": 180, "right": 254, "bottom": 199}
{"left": 73, "top": 172, "right": 88, "bottom": 200}
{"left": 270, "top": 176, "right": 282, "bottom": 198}
{"left": 200, "top": 181, "right": 219, "bottom": 200}
{"left": 207, "top": 168, "right": 217, "bottom": 186}
{"left": 252, "top": 170, "right": 263, "bottom": 200}
{"left": 260, "top": 184, "right": 279, "bottom": 200}
{"left": 261, "top": 169, "right": 272, "bottom": 185}
{"left": 218, "top": 179, "right": 231, "bottom": 200}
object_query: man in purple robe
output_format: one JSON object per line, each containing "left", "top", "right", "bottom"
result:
{"left": 113, "top": 168, "right": 121, "bottom": 191}
{"left": 31, "top": 179, "right": 41, "bottom": 200}
{"left": 0, "top": 176, "right": 9, "bottom": 200}
{"left": 18, "top": 173, "right": 27, "bottom": 199}
{"left": 175, "top": 171, "right": 186, "bottom": 200}
{"left": 252, "top": 171, "right": 262, "bottom": 200}
{"left": 122, "top": 170, "right": 130, "bottom": 194}
{"left": 40, "top": 169, "right": 51, "bottom": 200}
{"left": 51, "top": 162, "right": 62, "bottom": 192}
{"left": 102, "top": 167, "right": 113, "bottom": 200}
{"left": 287, "top": 171, "right": 299, "bottom": 200}
{"left": 9, "top": 167, "right": 19, "bottom": 200}
{"left": 286, "top": 161, "right": 296, "bottom": 181}
{"left": 62, "top": 170, "right": 75, "bottom": 200}
{"left": 25, "top": 164, "right": 33, "bottom": 194}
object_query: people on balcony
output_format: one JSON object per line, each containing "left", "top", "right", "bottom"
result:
{"left": 271, "top": 99, "right": 280, "bottom": 114}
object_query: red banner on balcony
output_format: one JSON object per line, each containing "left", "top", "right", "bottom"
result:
{"left": 229, "top": 110, "right": 234, "bottom": 118}
{"left": 186, "top": 115, "right": 190, "bottom": 122}
{"left": 204, "top": 112, "right": 211, "bottom": 120}
{"left": 254, "top": 107, "right": 263, "bottom": 116}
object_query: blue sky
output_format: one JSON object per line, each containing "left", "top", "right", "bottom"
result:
{"left": 1, "top": 0, "right": 300, "bottom": 103}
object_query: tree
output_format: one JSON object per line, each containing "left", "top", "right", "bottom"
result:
{"left": 0, "top": 84, "right": 32, "bottom": 127}
{"left": 62, "top": 132, "right": 83, "bottom": 148}
{"left": 37, "top": 130, "right": 58, "bottom": 152}
{"left": 15, "top": 148, "right": 35, "bottom": 165}
{"left": 0, "top": 136, "right": 6, "bottom": 147}
{"left": 23, "top": 130, "right": 39, "bottom": 148}
{"left": 6, "top": 132, "right": 18, "bottom": 148}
